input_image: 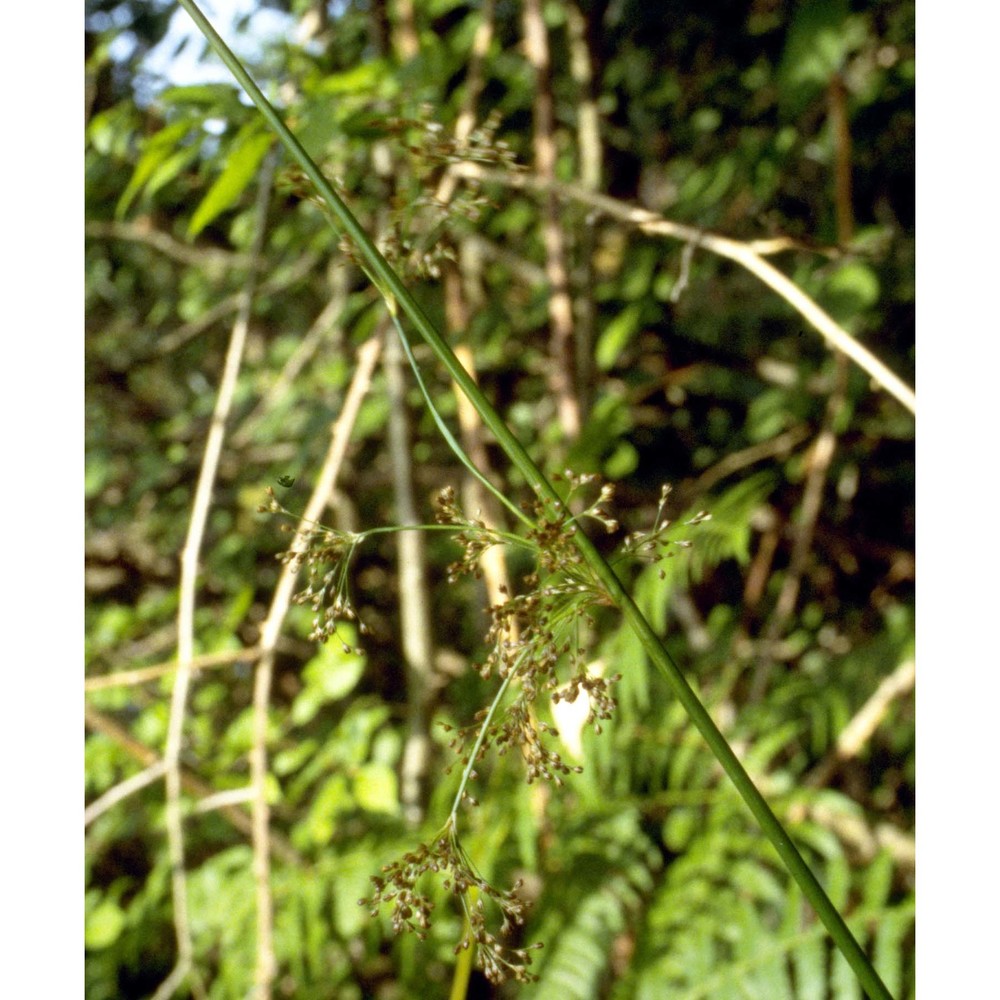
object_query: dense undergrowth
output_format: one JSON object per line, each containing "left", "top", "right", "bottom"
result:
{"left": 85, "top": 1, "right": 914, "bottom": 996}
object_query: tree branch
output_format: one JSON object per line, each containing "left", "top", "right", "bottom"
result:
{"left": 85, "top": 760, "right": 168, "bottom": 826}
{"left": 85, "top": 704, "right": 301, "bottom": 866}
{"left": 522, "top": 0, "right": 581, "bottom": 438}
{"left": 752, "top": 364, "right": 849, "bottom": 700}
{"left": 154, "top": 252, "right": 319, "bottom": 356}
{"left": 86, "top": 219, "right": 253, "bottom": 270}
{"left": 448, "top": 163, "right": 916, "bottom": 414}
{"left": 250, "top": 332, "right": 382, "bottom": 993}
{"left": 85, "top": 646, "right": 261, "bottom": 692}
{"left": 158, "top": 154, "right": 273, "bottom": 1000}
{"left": 806, "top": 658, "right": 915, "bottom": 790}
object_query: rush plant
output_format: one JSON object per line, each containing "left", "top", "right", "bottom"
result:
{"left": 174, "top": 2, "right": 895, "bottom": 996}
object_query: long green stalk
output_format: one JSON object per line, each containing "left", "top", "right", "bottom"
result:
{"left": 175, "top": 4, "right": 892, "bottom": 996}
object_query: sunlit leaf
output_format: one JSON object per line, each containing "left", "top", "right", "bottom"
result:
{"left": 85, "top": 899, "right": 126, "bottom": 950}
{"left": 187, "top": 124, "right": 274, "bottom": 238}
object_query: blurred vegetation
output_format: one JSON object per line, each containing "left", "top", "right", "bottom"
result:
{"left": 85, "top": 0, "right": 914, "bottom": 997}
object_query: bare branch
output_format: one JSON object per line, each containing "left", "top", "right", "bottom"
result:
{"left": 797, "top": 798, "right": 915, "bottom": 872}
{"left": 149, "top": 963, "right": 191, "bottom": 1000}
{"left": 436, "top": 0, "right": 519, "bottom": 668}
{"left": 522, "top": 0, "right": 581, "bottom": 438}
{"left": 753, "top": 362, "right": 849, "bottom": 699}
{"left": 154, "top": 252, "right": 319, "bottom": 356}
{"left": 85, "top": 704, "right": 301, "bottom": 865}
{"left": 806, "top": 659, "right": 916, "bottom": 790}
{"left": 85, "top": 760, "right": 168, "bottom": 826}
{"left": 460, "top": 232, "right": 546, "bottom": 286}
{"left": 390, "top": 0, "right": 419, "bottom": 60}
{"left": 86, "top": 219, "right": 253, "bottom": 270}
{"left": 193, "top": 786, "right": 256, "bottom": 813}
{"left": 250, "top": 333, "right": 383, "bottom": 993}
{"left": 433, "top": 0, "right": 496, "bottom": 208}
{"left": 158, "top": 155, "right": 274, "bottom": 1000}
{"left": 384, "top": 321, "right": 437, "bottom": 824}
{"left": 687, "top": 425, "right": 812, "bottom": 499}
{"left": 85, "top": 646, "right": 261, "bottom": 692}
{"left": 448, "top": 163, "right": 916, "bottom": 414}
{"left": 565, "top": 0, "right": 602, "bottom": 417}
{"left": 231, "top": 264, "right": 351, "bottom": 449}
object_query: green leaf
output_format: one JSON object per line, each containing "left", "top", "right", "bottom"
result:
{"left": 291, "top": 641, "right": 365, "bottom": 727}
{"left": 747, "top": 388, "right": 797, "bottom": 442}
{"left": 780, "top": 0, "right": 867, "bottom": 92}
{"left": 621, "top": 245, "right": 659, "bottom": 300}
{"left": 160, "top": 82, "right": 242, "bottom": 108}
{"left": 188, "top": 125, "right": 274, "bottom": 238}
{"left": 116, "top": 119, "right": 198, "bottom": 219}
{"left": 596, "top": 303, "right": 643, "bottom": 370}
{"left": 822, "top": 260, "right": 880, "bottom": 322}
{"left": 85, "top": 898, "right": 126, "bottom": 950}
{"left": 793, "top": 927, "right": 828, "bottom": 1000}
{"left": 825, "top": 851, "right": 852, "bottom": 911}
{"left": 860, "top": 850, "right": 894, "bottom": 912}
{"left": 604, "top": 440, "right": 638, "bottom": 479}
{"left": 302, "top": 774, "right": 353, "bottom": 845}
{"left": 273, "top": 738, "right": 317, "bottom": 776}
{"left": 144, "top": 144, "right": 202, "bottom": 201}
{"left": 663, "top": 807, "right": 700, "bottom": 853}
{"left": 742, "top": 720, "right": 801, "bottom": 773}
{"left": 568, "top": 392, "right": 635, "bottom": 472}
{"left": 87, "top": 103, "right": 140, "bottom": 158}
{"left": 353, "top": 762, "right": 398, "bottom": 813}
{"left": 873, "top": 902, "right": 914, "bottom": 998}
{"left": 331, "top": 852, "right": 377, "bottom": 937}
{"left": 832, "top": 943, "right": 864, "bottom": 1000}
{"left": 316, "top": 60, "right": 389, "bottom": 95}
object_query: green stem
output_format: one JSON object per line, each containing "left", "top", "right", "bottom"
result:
{"left": 275, "top": 501, "right": 524, "bottom": 550}
{"left": 448, "top": 665, "right": 519, "bottom": 826}
{"left": 176, "top": 4, "right": 892, "bottom": 997}
{"left": 448, "top": 913, "right": 475, "bottom": 1000}
{"left": 386, "top": 306, "right": 532, "bottom": 528}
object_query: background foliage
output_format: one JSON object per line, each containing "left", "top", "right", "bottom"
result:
{"left": 85, "top": 0, "right": 915, "bottom": 996}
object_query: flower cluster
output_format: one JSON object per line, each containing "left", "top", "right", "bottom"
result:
{"left": 618, "top": 483, "right": 712, "bottom": 580}
{"left": 260, "top": 487, "right": 366, "bottom": 652}
{"left": 270, "top": 472, "right": 708, "bottom": 985}
{"left": 435, "top": 474, "right": 624, "bottom": 789}
{"left": 365, "top": 107, "right": 523, "bottom": 280}
{"left": 433, "top": 485, "right": 507, "bottom": 582}
{"left": 552, "top": 668, "right": 619, "bottom": 736}
{"left": 278, "top": 104, "right": 520, "bottom": 281}
{"left": 361, "top": 821, "right": 541, "bottom": 984}
{"left": 383, "top": 106, "right": 521, "bottom": 173}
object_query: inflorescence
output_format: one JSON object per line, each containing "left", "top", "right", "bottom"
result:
{"left": 618, "top": 483, "right": 712, "bottom": 578}
{"left": 360, "top": 819, "right": 542, "bottom": 984}
{"left": 435, "top": 475, "right": 622, "bottom": 788}
{"left": 259, "top": 486, "right": 367, "bottom": 652}
{"left": 265, "top": 472, "right": 707, "bottom": 983}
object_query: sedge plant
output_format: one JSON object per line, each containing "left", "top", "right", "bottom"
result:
{"left": 175, "top": 2, "right": 894, "bottom": 996}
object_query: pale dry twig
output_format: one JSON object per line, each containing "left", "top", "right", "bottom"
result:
{"left": 521, "top": 0, "right": 581, "bottom": 439}
{"left": 85, "top": 646, "right": 261, "bottom": 692}
{"left": 85, "top": 704, "right": 301, "bottom": 865}
{"left": 249, "top": 333, "right": 383, "bottom": 995}
{"left": 752, "top": 363, "right": 849, "bottom": 699}
{"left": 806, "top": 658, "right": 915, "bottom": 790}
{"left": 85, "top": 760, "right": 168, "bottom": 826}
{"left": 448, "top": 164, "right": 916, "bottom": 414}
{"left": 158, "top": 153, "right": 274, "bottom": 1000}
